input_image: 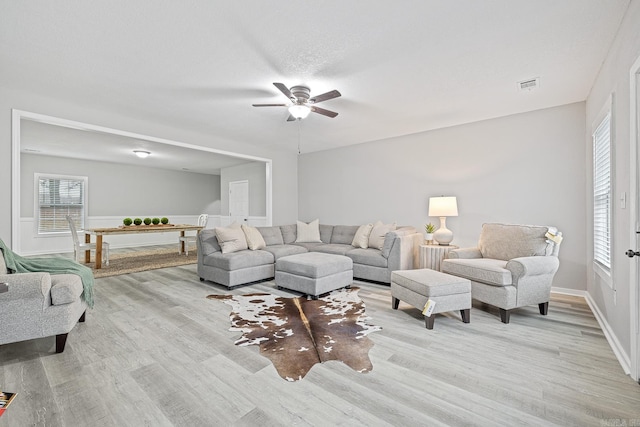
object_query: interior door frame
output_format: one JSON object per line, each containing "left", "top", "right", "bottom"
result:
{"left": 629, "top": 54, "right": 640, "bottom": 383}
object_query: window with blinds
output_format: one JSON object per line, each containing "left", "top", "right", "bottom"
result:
{"left": 36, "top": 174, "right": 87, "bottom": 234}
{"left": 593, "top": 113, "right": 611, "bottom": 272}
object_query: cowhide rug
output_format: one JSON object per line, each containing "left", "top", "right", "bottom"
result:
{"left": 207, "top": 287, "right": 381, "bottom": 382}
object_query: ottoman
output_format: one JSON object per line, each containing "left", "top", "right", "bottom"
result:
{"left": 276, "top": 252, "right": 353, "bottom": 299}
{"left": 391, "top": 269, "right": 471, "bottom": 329}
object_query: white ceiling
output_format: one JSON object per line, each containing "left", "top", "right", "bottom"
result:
{"left": 0, "top": 0, "right": 631, "bottom": 156}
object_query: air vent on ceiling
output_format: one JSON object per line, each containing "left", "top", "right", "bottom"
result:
{"left": 518, "top": 77, "right": 540, "bottom": 92}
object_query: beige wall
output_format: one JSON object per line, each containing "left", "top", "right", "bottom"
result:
{"left": 585, "top": 0, "right": 640, "bottom": 366}
{"left": 298, "top": 102, "right": 587, "bottom": 292}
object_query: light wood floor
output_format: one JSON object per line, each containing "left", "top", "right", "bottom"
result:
{"left": 1, "top": 259, "right": 639, "bottom": 426}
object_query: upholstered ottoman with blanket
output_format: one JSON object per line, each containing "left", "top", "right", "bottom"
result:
{"left": 275, "top": 252, "right": 353, "bottom": 299}
{"left": 391, "top": 269, "right": 471, "bottom": 329}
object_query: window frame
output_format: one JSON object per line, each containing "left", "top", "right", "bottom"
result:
{"left": 34, "top": 173, "right": 88, "bottom": 236}
{"left": 592, "top": 95, "right": 614, "bottom": 288}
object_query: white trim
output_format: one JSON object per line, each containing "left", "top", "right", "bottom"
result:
{"left": 584, "top": 292, "right": 632, "bottom": 376}
{"left": 629, "top": 53, "right": 640, "bottom": 382}
{"left": 550, "top": 287, "right": 587, "bottom": 297}
{"left": 11, "top": 109, "right": 273, "bottom": 251}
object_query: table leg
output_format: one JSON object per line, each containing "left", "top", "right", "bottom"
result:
{"left": 95, "top": 235, "right": 103, "bottom": 269}
{"left": 180, "top": 231, "right": 185, "bottom": 254}
{"left": 84, "top": 233, "right": 91, "bottom": 264}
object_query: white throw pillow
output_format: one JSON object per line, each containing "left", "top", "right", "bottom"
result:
{"left": 295, "top": 219, "right": 322, "bottom": 243}
{"left": 368, "top": 221, "right": 397, "bottom": 250}
{"left": 215, "top": 222, "right": 248, "bottom": 254}
{"left": 352, "top": 223, "right": 374, "bottom": 248}
{"left": 241, "top": 224, "right": 266, "bottom": 250}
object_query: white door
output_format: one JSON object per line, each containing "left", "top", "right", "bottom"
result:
{"left": 630, "top": 57, "right": 640, "bottom": 383}
{"left": 229, "top": 180, "right": 249, "bottom": 225}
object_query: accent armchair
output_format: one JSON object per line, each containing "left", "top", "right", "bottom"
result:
{"left": 0, "top": 249, "right": 88, "bottom": 353}
{"left": 441, "top": 223, "right": 562, "bottom": 323}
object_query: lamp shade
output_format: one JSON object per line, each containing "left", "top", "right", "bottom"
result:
{"left": 288, "top": 104, "right": 311, "bottom": 119}
{"left": 428, "top": 196, "right": 458, "bottom": 217}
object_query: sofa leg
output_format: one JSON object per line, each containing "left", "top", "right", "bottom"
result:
{"left": 56, "top": 333, "right": 68, "bottom": 353}
{"left": 392, "top": 296, "right": 400, "bottom": 310}
{"left": 499, "top": 309, "right": 510, "bottom": 324}
{"left": 424, "top": 315, "right": 435, "bottom": 330}
{"left": 539, "top": 302, "right": 549, "bottom": 315}
{"left": 79, "top": 311, "right": 86, "bottom": 323}
{"left": 461, "top": 309, "right": 470, "bottom": 323}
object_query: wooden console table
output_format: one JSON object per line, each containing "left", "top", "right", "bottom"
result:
{"left": 85, "top": 224, "right": 203, "bottom": 269}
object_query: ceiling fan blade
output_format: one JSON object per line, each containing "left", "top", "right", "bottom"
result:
{"left": 310, "top": 90, "right": 341, "bottom": 104}
{"left": 273, "top": 82, "right": 295, "bottom": 101}
{"left": 252, "top": 103, "right": 288, "bottom": 107}
{"left": 286, "top": 114, "right": 297, "bottom": 122}
{"left": 310, "top": 106, "right": 338, "bottom": 118}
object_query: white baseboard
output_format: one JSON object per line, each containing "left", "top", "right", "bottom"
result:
{"left": 552, "top": 286, "right": 632, "bottom": 377}
{"left": 583, "top": 292, "right": 632, "bottom": 375}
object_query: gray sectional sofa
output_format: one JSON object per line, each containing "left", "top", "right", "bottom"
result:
{"left": 197, "top": 224, "right": 421, "bottom": 288}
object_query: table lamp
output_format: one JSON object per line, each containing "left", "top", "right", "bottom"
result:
{"left": 428, "top": 196, "right": 458, "bottom": 245}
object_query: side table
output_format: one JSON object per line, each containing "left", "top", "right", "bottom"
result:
{"left": 419, "top": 244, "right": 459, "bottom": 271}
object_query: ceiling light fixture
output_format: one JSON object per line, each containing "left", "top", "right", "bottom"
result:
{"left": 133, "top": 150, "right": 151, "bottom": 158}
{"left": 288, "top": 104, "right": 311, "bottom": 120}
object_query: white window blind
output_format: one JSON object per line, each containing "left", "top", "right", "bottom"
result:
{"left": 593, "top": 113, "right": 611, "bottom": 271}
{"left": 36, "top": 175, "right": 87, "bottom": 234}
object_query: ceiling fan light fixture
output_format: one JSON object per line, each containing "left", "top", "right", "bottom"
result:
{"left": 288, "top": 104, "right": 311, "bottom": 119}
{"left": 133, "top": 150, "right": 151, "bottom": 158}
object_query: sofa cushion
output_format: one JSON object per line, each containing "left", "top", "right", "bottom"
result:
{"left": 478, "top": 223, "right": 552, "bottom": 261}
{"left": 319, "top": 224, "right": 333, "bottom": 244}
{"left": 330, "top": 225, "right": 360, "bottom": 245}
{"left": 215, "top": 223, "right": 248, "bottom": 254}
{"left": 199, "top": 229, "right": 221, "bottom": 254}
{"left": 280, "top": 224, "right": 297, "bottom": 244}
{"left": 242, "top": 224, "right": 266, "bottom": 250}
{"left": 203, "top": 250, "right": 274, "bottom": 271}
{"left": 50, "top": 274, "right": 84, "bottom": 305}
{"left": 352, "top": 223, "right": 374, "bottom": 248}
{"left": 262, "top": 244, "right": 307, "bottom": 260}
{"left": 277, "top": 253, "right": 352, "bottom": 279}
{"left": 369, "top": 221, "right": 397, "bottom": 250}
{"left": 257, "top": 226, "right": 284, "bottom": 246}
{"left": 346, "top": 248, "right": 388, "bottom": 268}
{"left": 296, "top": 219, "right": 322, "bottom": 243}
{"left": 310, "top": 244, "right": 353, "bottom": 256}
{"left": 441, "top": 258, "right": 512, "bottom": 286}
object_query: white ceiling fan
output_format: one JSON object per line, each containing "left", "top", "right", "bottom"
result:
{"left": 252, "top": 83, "right": 341, "bottom": 121}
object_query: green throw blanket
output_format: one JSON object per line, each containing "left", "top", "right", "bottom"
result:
{"left": 0, "top": 239, "right": 94, "bottom": 308}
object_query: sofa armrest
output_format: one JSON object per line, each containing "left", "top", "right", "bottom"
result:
{"left": 0, "top": 272, "right": 51, "bottom": 301}
{"left": 385, "top": 232, "right": 421, "bottom": 271}
{"left": 506, "top": 256, "right": 560, "bottom": 279}
{"left": 448, "top": 247, "right": 483, "bottom": 259}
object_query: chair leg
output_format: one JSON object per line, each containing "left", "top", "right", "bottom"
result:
{"left": 56, "top": 333, "right": 68, "bottom": 353}
{"left": 391, "top": 296, "right": 400, "bottom": 309}
{"left": 425, "top": 315, "right": 435, "bottom": 330}
{"left": 499, "top": 308, "right": 511, "bottom": 324}
{"left": 539, "top": 302, "right": 549, "bottom": 315}
{"left": 461, "top": 309, "right": 470, "bottom": 323}
{"left": 79, "top": 311, "right": 86, "bottom": 322}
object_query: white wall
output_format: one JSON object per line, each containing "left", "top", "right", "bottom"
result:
{"left": 0, "top": 87, "right": 300, "bottom": 247}
{"left": 585, "top": 0, "right": 640, "bottom": 366}
{"left": 298, "top": 102, "right": 587, "bottom": 292}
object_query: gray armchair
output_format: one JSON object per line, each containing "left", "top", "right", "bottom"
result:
{"left": 441, "top": 223, "right": 562, "bottom": 323}
{"left": 0, "top": 253, "right": 87, "bottom": 353}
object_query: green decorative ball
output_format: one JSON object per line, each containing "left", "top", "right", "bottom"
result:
{"left": 143, "top": 218, "right": 152, "bottom": 225}
{"left": 134, "top": 218, "right": 142, "bottom": 225}
{"left": 161, "top": 217, "right": 169, "bottom": 224}
{"left": 152, "top": 218, "right": 160, "bottom": 225}
{"left": 123, "top": 218, "right": 133, "bottom": 226}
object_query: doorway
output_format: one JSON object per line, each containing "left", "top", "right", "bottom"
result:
{"left": 630, "top": 55, "right": 640, "bottom": 383}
